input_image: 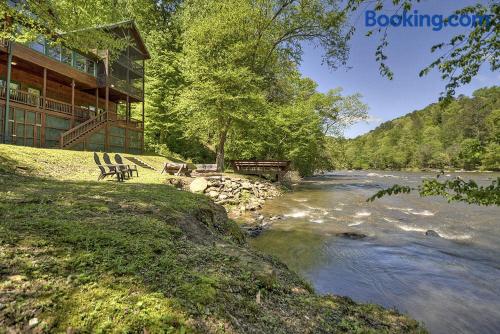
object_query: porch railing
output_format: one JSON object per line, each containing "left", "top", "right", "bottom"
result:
{"left": 0, "top": 85, "right": 43, "bottom": 108}
{"left": 0, "top": 85, "right": 92, "bottom": 120}
{"left": 44, "top": 97, "right": 72, "bottom": 114}
{"left": 104, "top": 75, "right": 143, "bottom": 99}
{"left": 115, "top": 117, "right": 144, "bottom": 129}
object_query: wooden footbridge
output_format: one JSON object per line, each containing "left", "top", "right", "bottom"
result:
{"left": 230, "top": 160, "right": 291, "bottom": 181}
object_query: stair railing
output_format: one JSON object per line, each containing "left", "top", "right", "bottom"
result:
{"left": 60, "top": 111, "right": 109, "bottom": 148}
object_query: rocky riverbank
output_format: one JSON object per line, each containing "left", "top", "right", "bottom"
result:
{"left": 174, "top": 175, "right": 286, "bottom": 237}
{"left": 181, "top": 175, "right": 281, "bottom": 209}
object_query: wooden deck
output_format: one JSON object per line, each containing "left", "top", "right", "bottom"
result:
{"left": 230, "top": 160, "right": 291, "bottom": 180}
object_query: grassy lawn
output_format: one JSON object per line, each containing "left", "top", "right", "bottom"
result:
{"left": 0, "top": 145, "right": 425, "bottom": 333}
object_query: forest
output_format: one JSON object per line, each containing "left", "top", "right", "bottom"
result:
{"left": 340, "top": 87, "right": 500, "bottom": 171}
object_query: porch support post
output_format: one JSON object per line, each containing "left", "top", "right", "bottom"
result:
{"left": 95, "top": 88, "right": 99, "bottom": 116}
{"left": 3, "top": 42, "right": 13, "bottom": 143}
{"left": 71, "top": 79, "right": 75, "bottom": 127}
{"left": 141, "top": 59, "right": 145, "bottom": 153}
{"left": 126, "top": 95, "right": 130, "bottom": 123}
{"left": 41, "top": 67, "right": 47, "bottom": 146}
{"left": 105, "top": 85, "right": 109, "bottom": 152}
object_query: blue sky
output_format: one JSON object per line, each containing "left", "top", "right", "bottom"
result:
{"left": 299, "top": 0, "right": 499, "bottom": 138}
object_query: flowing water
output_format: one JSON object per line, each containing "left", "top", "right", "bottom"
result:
{"left": 249, "top": 171, "right": 500, "bottom": 334}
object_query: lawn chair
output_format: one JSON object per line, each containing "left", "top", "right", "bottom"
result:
{"left": 94, "top": 152, "right": 123, "bottom": 181}
{"left": 115, "top": 154, "right": 138, "bottom": 177}
{"left": 103, "top": 153, "right": 129, "bottom": 179}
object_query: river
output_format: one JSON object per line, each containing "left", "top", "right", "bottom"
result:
{"left": 249, "top": 171, "right": 500, "bottom": 334}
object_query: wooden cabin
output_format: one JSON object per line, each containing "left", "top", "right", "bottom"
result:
{"left": 0, "top": 15, "right": 149, "bottom": 154}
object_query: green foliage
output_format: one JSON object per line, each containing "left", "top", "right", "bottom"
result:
{"left": 344, "top": 87, "right": 500, "bottom": 171}
{"left": 369, "top": 176, "right": 500, "bottom": 206}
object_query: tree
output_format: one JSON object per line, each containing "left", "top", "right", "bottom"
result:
{"left": 458, "top": 138, "right": 483, "bottom": 170}
{"left": 176, "top": 0, "right": 268, "bottom": 171}
{"left": 175, "top": 0, "right": 350, "bottom": 171}
{"left": 481, "top": 143, "right": 500, "bottom": 170}
{"left": 316, "top": 88, "right": 368, "bottom": 136}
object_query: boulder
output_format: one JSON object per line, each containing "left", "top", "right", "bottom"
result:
{"left": 425, "top": 230, "right": 441, "bottom": 237}
{"left": 189, "top": 177, "right": 208, "bottom": 193}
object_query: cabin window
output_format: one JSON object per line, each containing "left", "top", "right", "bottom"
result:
{"left": 46, "top": 43, "right": 61, "bottom": 61}
{"left": 74, "top": 53, "right": 86, "bottom": 72}
{"left": 7, "top": 0, "right": 21, "bottom": 8}
{"left": 86, "top": 59, "right": 96, "bottom": 76}
{"left": 61, "top": 47, "right": 73, "bottom": 66}
{"left": 28, "top": 37, "right": 45, "bottom": 54}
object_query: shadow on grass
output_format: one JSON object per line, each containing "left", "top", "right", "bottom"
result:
{"left": 0, "top": 152, "right": 33, "bottom": 175}
{"left": 0, "top": 175, "right": 298, "bottom": 332}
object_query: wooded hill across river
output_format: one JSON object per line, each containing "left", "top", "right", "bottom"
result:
{"left": 338, "top": 87, "right": 500, "bottom": 171}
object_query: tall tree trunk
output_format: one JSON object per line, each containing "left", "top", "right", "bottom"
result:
{"left": 216, "top": 129, "right": 228, "bottom": 172}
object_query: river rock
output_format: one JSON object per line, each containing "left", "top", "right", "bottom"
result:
{"left": 425, "top": 230, "right": 441, "bottom": 237}
{"left": 189, "top": 177, "right": 208, "bottom": 193}
{"left": 336, "top": 232, "right": 367, "bottom": 240}
{"left": 167, "top": 178, "right": 186, "bottom": 189}
{"left": 207, "top": 190, "right": 219, "bottom": 198}
{"left": 245, "top": 225, "right": 263, "bottom": 237}
{"left": 246, "top": 200, "right": 261, "bottom": 211}
{"left": 241, "top": 181, "right": 252, "bottom": 189}
{"left": 29, "top": 318, "right": 39, "bottom": 328}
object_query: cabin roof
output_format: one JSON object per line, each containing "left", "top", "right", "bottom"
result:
{"left": 92, "top": 20, "right": 150, "bottom": 60}
{"left": 65, "top": 19, "right": 150, "bottom": 60}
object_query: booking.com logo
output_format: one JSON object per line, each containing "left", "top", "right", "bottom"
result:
{"left": 365, "top": 10, "right": 493, "bottom": 31}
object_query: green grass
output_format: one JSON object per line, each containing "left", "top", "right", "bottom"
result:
{"left": 0, "top": 144, "right": 426, "bottom": 333}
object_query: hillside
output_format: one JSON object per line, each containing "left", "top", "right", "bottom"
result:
{"left": 0, "top": 145, "right": 424, "bottom": 333}
{"left": 343, "top": 87, "right": 500, "bottom": 171}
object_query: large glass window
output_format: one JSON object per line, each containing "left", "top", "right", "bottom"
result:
{"left": 46, "top": 43, "right": 61, "bottom": 61}
{"left": 61, "top": 47, "right": 73, "bottom": 66}
{"left": 86, "top": 59, "right": 95, "bottom": 76}
{"left": 74, "top": 53, "right": 86, "bottom": 72}
{"left": 28, "top": 37, "right": 45, "bottom": 53}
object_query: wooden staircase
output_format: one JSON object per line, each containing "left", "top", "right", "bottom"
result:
{"left": 60, "top": 111, "right": 111, "bottom": 149}
{"left": 124, "top": 156, "right": 156, "bottom": 170}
